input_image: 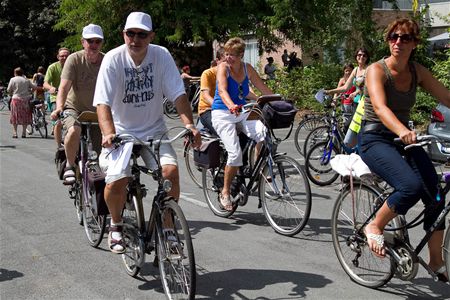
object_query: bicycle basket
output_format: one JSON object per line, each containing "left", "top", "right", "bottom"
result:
{"left": 194, "top": 138, "right": 221, "bottom": 169}
{"left": 262, "top": 100, "right": 298, "bottom": 129}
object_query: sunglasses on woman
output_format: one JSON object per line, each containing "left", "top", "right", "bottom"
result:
{"left": 387, "top": 33, "right": 415, "bottom": 43}
{"left": 86, "top": 39, "right": 102, "bottom": 45}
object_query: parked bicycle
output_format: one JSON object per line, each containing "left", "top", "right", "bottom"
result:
{"left": 0, "top": 95, "right": 10, "bottom": 111}
{"left": 331, "top": 135, "right": 450, "bottom": 288}
{"left": 304, "top": 97, "right": 357, "bottom": 186}
{"left": 163, "top": 80, "right": 201, "bottom": 120}
{"left": 112, "top": 129, "right": 196, "bottom": 299}
{"left": 27, "top": 99, "right": 48, "bottom": 138}
{"left": 200, "top": 98, "right": 312, "bottom": 236}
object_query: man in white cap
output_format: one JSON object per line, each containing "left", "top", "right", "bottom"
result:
{"left": 94, "top": 12, "right": 201, "bottom": 254}
{"left": 51, "top": 23, "right": 105, "bottom": 185}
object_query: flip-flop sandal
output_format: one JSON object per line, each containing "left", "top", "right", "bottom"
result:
{"left": 219, "top": 194, "right": 234, "bottom": 212}
{"left": 364, "top": 227, "right": 385, "bottom": 258}
{"left": 108, "top": 225, "right": 126, "bottom": 254}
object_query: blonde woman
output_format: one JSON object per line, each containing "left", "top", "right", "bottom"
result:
{"left": 211, "top": 37, "right": 273, "bottom": 211}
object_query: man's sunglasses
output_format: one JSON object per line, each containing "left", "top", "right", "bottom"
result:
{"left": 86, "top": 39, "right": 103, "bottom": 45}
{"left": 125, "top": 31, "right": 149, "bottom": 39}
{"left": 387, "top": 33, "right": 415, "bottom": 43}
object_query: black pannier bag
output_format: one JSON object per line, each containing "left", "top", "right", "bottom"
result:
{"left": 193, "top": 138, "right": 221, "bottom": 169}
{"left": 262, "top": 100, "right": 298, "bottom": 129}
{"left": 87, "top": 169, "right": 109, "bottom": 216}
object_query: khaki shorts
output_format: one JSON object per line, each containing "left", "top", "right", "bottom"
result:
{"left": 62, "top": 109, "right": 102, "bottom": 154}
{"left": 99, "top": 141, "right": 178, "bottom": 184}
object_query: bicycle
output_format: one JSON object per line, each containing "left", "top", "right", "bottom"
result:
{"left": 0, "top": 95, "right": 10, "bottom": 111}
{"left": 27, "top": 99, "right": 48, "bottom": 138}
{"left": 112, "top": 129, "right": 196, "bottom": 299}
{"left": 163, "top": 81, "right": 201, "bottom": 120}
{"left": 201, "top": 100, "right": 312, "bottom": 236}
{"left": 56, "top": 111, "right": 108, "bottom": 248}
{"left": 304, "top": 97, "right": 357, "bottom": 186}
{"left": 331, "top": 135, "right": 450, "bottom": 288}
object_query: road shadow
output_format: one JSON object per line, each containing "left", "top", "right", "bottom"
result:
{"left": 137, "top": 266, "right": 333, "bottom": 299}
{"left": 0, "top": 268, "right": 24, "bottom": 282}
{"left": 367, "top": 277, "right": 450, "bottom": 299}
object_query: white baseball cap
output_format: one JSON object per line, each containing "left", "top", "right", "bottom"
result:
{"left": 82, "top": 24, "right": 104, "bottom": 39}
{"left": 124, "top": 12, "right": 152, "bottom": 31}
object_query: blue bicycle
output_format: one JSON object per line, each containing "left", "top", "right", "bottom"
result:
{"left": 304, "top": 100, "right": 357, "bottom": 186}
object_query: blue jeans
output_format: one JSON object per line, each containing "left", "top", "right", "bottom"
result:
{"left": 359, "top": 130, "right": 444, "bottom": 230}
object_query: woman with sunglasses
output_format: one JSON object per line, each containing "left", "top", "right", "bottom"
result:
{"left": 326, "top": 47, "right": 370, "bottom": 110}
{"left": 360, "top": 18, "right": 450, "bottom": 282}
{"left": 211, "top": 37, "right": 273, "bottom": 211}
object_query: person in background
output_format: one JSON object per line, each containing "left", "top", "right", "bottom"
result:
{"left": 180, "top": 65, "right": 200, "bottom": 100}
{"left": 198, "top": 47, "right": 226, "bottom": 135}
{"left": 287, "top": 51, "right": 302, "bottom": 72}
{"left": 44, "top": 47, "right": 70, "bottom": 149}
{"left": 94, "top": 12, "right": 201, "bottom": 254}
{"left": 281, "top": 49, "right": 289, "bottom": 67}
{"left": 7, "top": 67, "right": 38, "bottom": 138}
{"left": 334, "top": 63, "right": 355, "bottom": 114}
{"left": 264, "top": 57, "right": 277, "bottom": 80}
{"left": 360, "top": 18, "right": 450, "bottom": 282}
{"left": 50, "top": 24, "right": 104, "bottom": 185}
{"left": 212, "top": 37, "right": 273, "bottom": 211}
{"left": 32, "top": 66, "right": 45, "bottom": 102}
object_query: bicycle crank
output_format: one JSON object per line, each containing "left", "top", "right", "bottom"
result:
{"left": 391, "top": 245, "right": 418, "bottom": 281}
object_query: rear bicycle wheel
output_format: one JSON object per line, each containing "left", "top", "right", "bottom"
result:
{"left": 305, "top": 141, "right": 340, "bottom": 186}
{"left": 331, "top": 182, "right": 394, "bottom": 288}
{"left": 202, "top": 167, "right": 237, "bottom": 218}
{"left": 184, "top": 141, "right": 202, "bottom": 188}
{"left": 35, "top": 110, "right": 48, "bottom": 138}
{"left": 259, "top": 155, "right": 312, "bottom": 236}
{"left": 444, "top": 219, "right": 450, "bottom": 280}
{"left": 82, "top": 165, "right": 107, "bottom": 248}
{"left": 157, "top": 199, "right": 196, "bottom": 299}
{"left": 293, "top": 116, "right": 327, "bottom": 156}
{"left": 121, "top": 194, "right": 145, "bottom": 277}
{"left": 163, "top": 97, "right": 180, "bottom": 119}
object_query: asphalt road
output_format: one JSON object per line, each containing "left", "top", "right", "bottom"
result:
{"left": 1, "top": 110, "right": 449, "bottom": 299}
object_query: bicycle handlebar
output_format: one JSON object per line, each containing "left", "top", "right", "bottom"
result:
{"left": 394, "top": 134, "right": 441, "bottom": 151}
{"left": 112, "top": 128, "right": 192, "bottom": 148}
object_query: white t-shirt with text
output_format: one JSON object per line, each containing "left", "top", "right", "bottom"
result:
{"left": 93, "top": 44, "right": 185, "bottom": 140}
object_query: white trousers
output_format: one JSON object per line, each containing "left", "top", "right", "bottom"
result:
{"left": 212, "top": 109, "right": 266, "bottom": 166}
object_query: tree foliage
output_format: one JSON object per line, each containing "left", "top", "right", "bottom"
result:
{"left": 0, "top": 0, "right": 66, "bottom": 82}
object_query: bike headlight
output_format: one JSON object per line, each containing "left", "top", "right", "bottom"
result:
{"left": 163, "top": 179, "right": 172, "bottom": 193}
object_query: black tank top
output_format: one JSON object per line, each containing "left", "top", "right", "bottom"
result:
{"left": 363, "top": 58, "right": 417, "bottom": 126}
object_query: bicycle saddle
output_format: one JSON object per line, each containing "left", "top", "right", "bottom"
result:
{"left": 77, "top": 111, "right": 98, "bottom": 122}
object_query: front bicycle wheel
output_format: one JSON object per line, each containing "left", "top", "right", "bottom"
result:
{"left": 202, "top": 167, "right": 237, "bottom": 218}
{"left": 331, "top": 182, "right": 394, "bottom": 288}
{"left": 157, "top": 199, "right": 196, "bottom": 300}
{"left": 73, "top": 176, "right": 83, "bottom": 226}
{"left": 82, "top": 166, "right": 107, "bottom": 248}
{"left": 259, "top": 155, "right": 312, "bottom": 236}
{"left": 303, "top": 125, "right": 329, "bottom": 157}
{"left": 183, "top": 141, "right": 202, "bottom": 188}
{"left": 121, "top": 195, "right": 146, "bottom": 277}
{"left": 305, "top": 141, "right": 340, "bottom": 186}
{"left": 293, "top": 116, "right": 326, "bottom": 156}
{"left": 163, "top": 97, "right": 180, "bottom": 120}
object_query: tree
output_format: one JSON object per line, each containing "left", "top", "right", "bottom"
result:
{"left": 0, "top": 0, "right": 67, "bottom": 82}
